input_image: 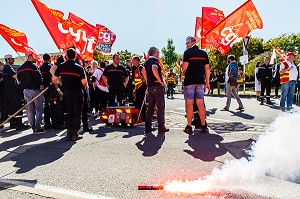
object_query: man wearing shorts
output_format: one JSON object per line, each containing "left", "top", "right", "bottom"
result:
{"left": 180, "top": 36, "right": 210, "bottom": 134}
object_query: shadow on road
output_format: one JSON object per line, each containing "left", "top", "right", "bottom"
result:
{"left": 208, "top": 122, "right": 252, "bottom": 134}
{"left": 0, "top": 138, "right": 75, "bottom": 174}
{"left": 184, "top": 132, "right": 227, "bottom": 162}
{"left": 206, "top": 108, "right": 217, "bottom": 117}
{"left": 90, "top": 125, "right": 145, "bottom": 138}
{"left": 184, "top": 132, "right": 255, "bottom": 162}
{"left": 135, "top": 132, "right": 165, "bottom": 157}
{"left": 228, "top": 110, "right": 255, "bottom": 120}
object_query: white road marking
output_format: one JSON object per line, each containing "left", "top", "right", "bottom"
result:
{"left": 0, "top": 179, "right": 114, "bottom": 199}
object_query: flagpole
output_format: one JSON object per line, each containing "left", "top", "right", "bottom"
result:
{"left": 15, "top": 51, "right": 25, "bottom": 62}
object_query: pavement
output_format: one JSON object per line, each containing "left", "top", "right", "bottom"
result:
{"left": 0, "top": 94, "right": 300, "bottom": 199}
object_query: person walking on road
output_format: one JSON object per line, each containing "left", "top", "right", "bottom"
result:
{"left": 221, "top": 55, "right": 244, "bottom": 111}
{"left": 279, "top": 52, "right": 298, "bottom": 111}
{"left": 144, "top": 47, "right": 169, "bottom": 134}
{"left": 180, "top": 36, "right": 210, "bottom": 134}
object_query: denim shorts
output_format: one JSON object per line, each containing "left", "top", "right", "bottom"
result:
{"left": 184, "top": 84, "right": 205, "bottom": 100}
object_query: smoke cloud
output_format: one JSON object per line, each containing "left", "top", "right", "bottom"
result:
{"left": 209, "top": 112, "right": 300, "bottom": 185}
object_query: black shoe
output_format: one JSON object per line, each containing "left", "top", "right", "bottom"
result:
{"left": 183, "top": 125, "right": 193, "bottom": 134}
{"left": 83, "top": 127, "right": 93, "bottom": 132}
{"left": 71, "top": 134, "right": 83, "bottom": 141}
{"left": 201, "top": 126, "right": 209, "bottom": 134}
{"left": 260, "top": 101, "right": 264, "bottom": 105}
{"left": 158, "top": 128, "right": 169, "bottom": 133}
{"left": 33, "top": 129, "right": 46, "bottom": 134}
{"left": 145, "top": 127, "right": 156, "bottom": 133}
{"left": 266, "top": 101, "right": 273, "bottom": 105}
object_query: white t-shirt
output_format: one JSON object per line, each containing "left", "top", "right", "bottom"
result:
{"left": 92, "top": 68, "right": 109, "bottom": 92}
{"left": 280, "top": 61, "right": 298, "bottom": 81}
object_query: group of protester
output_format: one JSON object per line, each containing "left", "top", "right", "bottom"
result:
{"left": 255, "top": 53, "right": 299, "bottom": 111}
{"left": 0, "top": 35, "right": 298, "bottom": 141}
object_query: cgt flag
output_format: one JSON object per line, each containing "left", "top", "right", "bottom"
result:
{"left": 204, "top": 0, "right": 263, "bottom": 55}
{"left": 95, "top": 24, "right": 116, "bottom": 55}
{"left": 194, "top": 17, "right": 202, "bottom": 44}
{"left": 31, "top": 0, "right": 84, "bottom": 52}
{"left": 0, "top": 24, "right": 43, "bottom": 65}
{"left": 68, "top": 13, "right": 99, "bottom": 60}
{"left": 201, "top": 7, "right": 225, "bottom": 49}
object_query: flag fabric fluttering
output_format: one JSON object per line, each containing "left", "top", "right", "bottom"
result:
{"left": 31, "top": 0, "right": 84, "bottom": 53}
{"left": 203, "top": 0, "right": 263, "bottom": 55}
{"left": 270, "top": 49, "right": 277, "bottom": 64}
{"left": 201, "top": 7, "right": 225, "bottom": 49}
{"left": 95, "top": 24, "right": 116, "bottom": 55}
{"left": 0, "top": 24, "right": 43, "bottom": 66}
{"left": 194, "top": 17, "right": 202, "bottom": 45}
{"left": 68, "top": 13, "right": 99, "bottom": 60}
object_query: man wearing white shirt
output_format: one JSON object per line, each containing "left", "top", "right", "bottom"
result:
{"left": 280, "top": 52, "right": 298, "bottom": 111}
{"left": 92, "top": 61, "right": 109, "bottom": 115}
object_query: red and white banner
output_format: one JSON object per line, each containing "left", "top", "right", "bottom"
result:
{"left": 95, "top": 24, "right": 116, "bottom": 55}
{"left": 204, "top": 0, "right": 263, "bottom": 55}
{"left": 31, "top": 0, "right": 82, "bottom": 51}
{"left": 0, "top": 24, "right": 43, "bottom": 66}
{"left": 194, "top": 17, "right": 202, "bottom": 44}
{"left": 201, "top": 7, "right": 225, "bottom": 49}
{"left": 68, "top": 13, "right": 99, "bottom": 60}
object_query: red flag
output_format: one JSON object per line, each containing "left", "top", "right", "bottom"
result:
{"left": 95, "top": 24, "right": 116, "bottom": 55}
{"left": 68, "top": 13, "right": 99, "bottom": 60}
{"left": 31, "top": 0, "right": 83, "bottom": 51}
{"left": 201, "top": 7, "right": 225, "bottom": 49}
{"left": 0, "top": 24, "right": 42, "bottom": 65}
{"left": 204, "top": 0, "right": 263, "bottom": 55}
{"left": 194, "top": 17, "right": 202, "bottom": 44}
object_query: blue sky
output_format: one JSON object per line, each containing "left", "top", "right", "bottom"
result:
{"left": 0, "top": 0, "right": 299, "bottom": 57}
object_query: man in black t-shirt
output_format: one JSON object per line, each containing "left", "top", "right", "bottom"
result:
{"left": 144, "top": 47, "right": 169, "bottom": 134}
{"left": 102, "top": 54, "right": 129, "bottom": 106}
{"left": 2, "top": 54, "right": 28, "bottom": 130}
{"left": 53, "top": 48, "right": 87, "bottom": 141}
{"left": 180, "top": 36, "right": 210, "bottom": 134}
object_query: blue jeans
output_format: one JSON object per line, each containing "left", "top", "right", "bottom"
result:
{"left": 280, "top": 81, "right": 296, "bottom": 109}
{"left": 23, "top": 89, "right": 44, "bottom": 131}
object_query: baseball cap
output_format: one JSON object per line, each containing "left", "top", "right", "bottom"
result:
{"left": 287, "top": 52, "right": 297, "bottom": 57}
{"left": 186, "top": 36, "right": 196, "bottom": 43}
{"left": 4, "top": 54, "right": 15, "bottom": 59}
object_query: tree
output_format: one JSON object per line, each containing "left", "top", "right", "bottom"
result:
{"left": 115, "top": 50, "right": 133, "bottom": 65}
{"left": 208, "top": 37, "right": 265, "bottom": 75}
{"left": 161, "top": 38, "right": 178, "bottom": 70}
{"left": 93, "top": 51, "right": 112, "bottom": 64}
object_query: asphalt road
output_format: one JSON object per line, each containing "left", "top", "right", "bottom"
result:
{"left": 0, "top": 94, "right": 299, "bottom": 199}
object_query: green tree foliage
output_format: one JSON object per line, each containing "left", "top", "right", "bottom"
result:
{"left": 161, "top": 38, "right": 178, "bottom": 70}
{"left": 264, "top": 33, "right": 300, "bottom": 54}
{"left": 93, "top": 51, "right": 112, "bottom": 64}
{"left": 208, "top": 37, "right": 265, "bottom": 75}
{"left": 115, "top": 50, "right": 133, "bottom": 65}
